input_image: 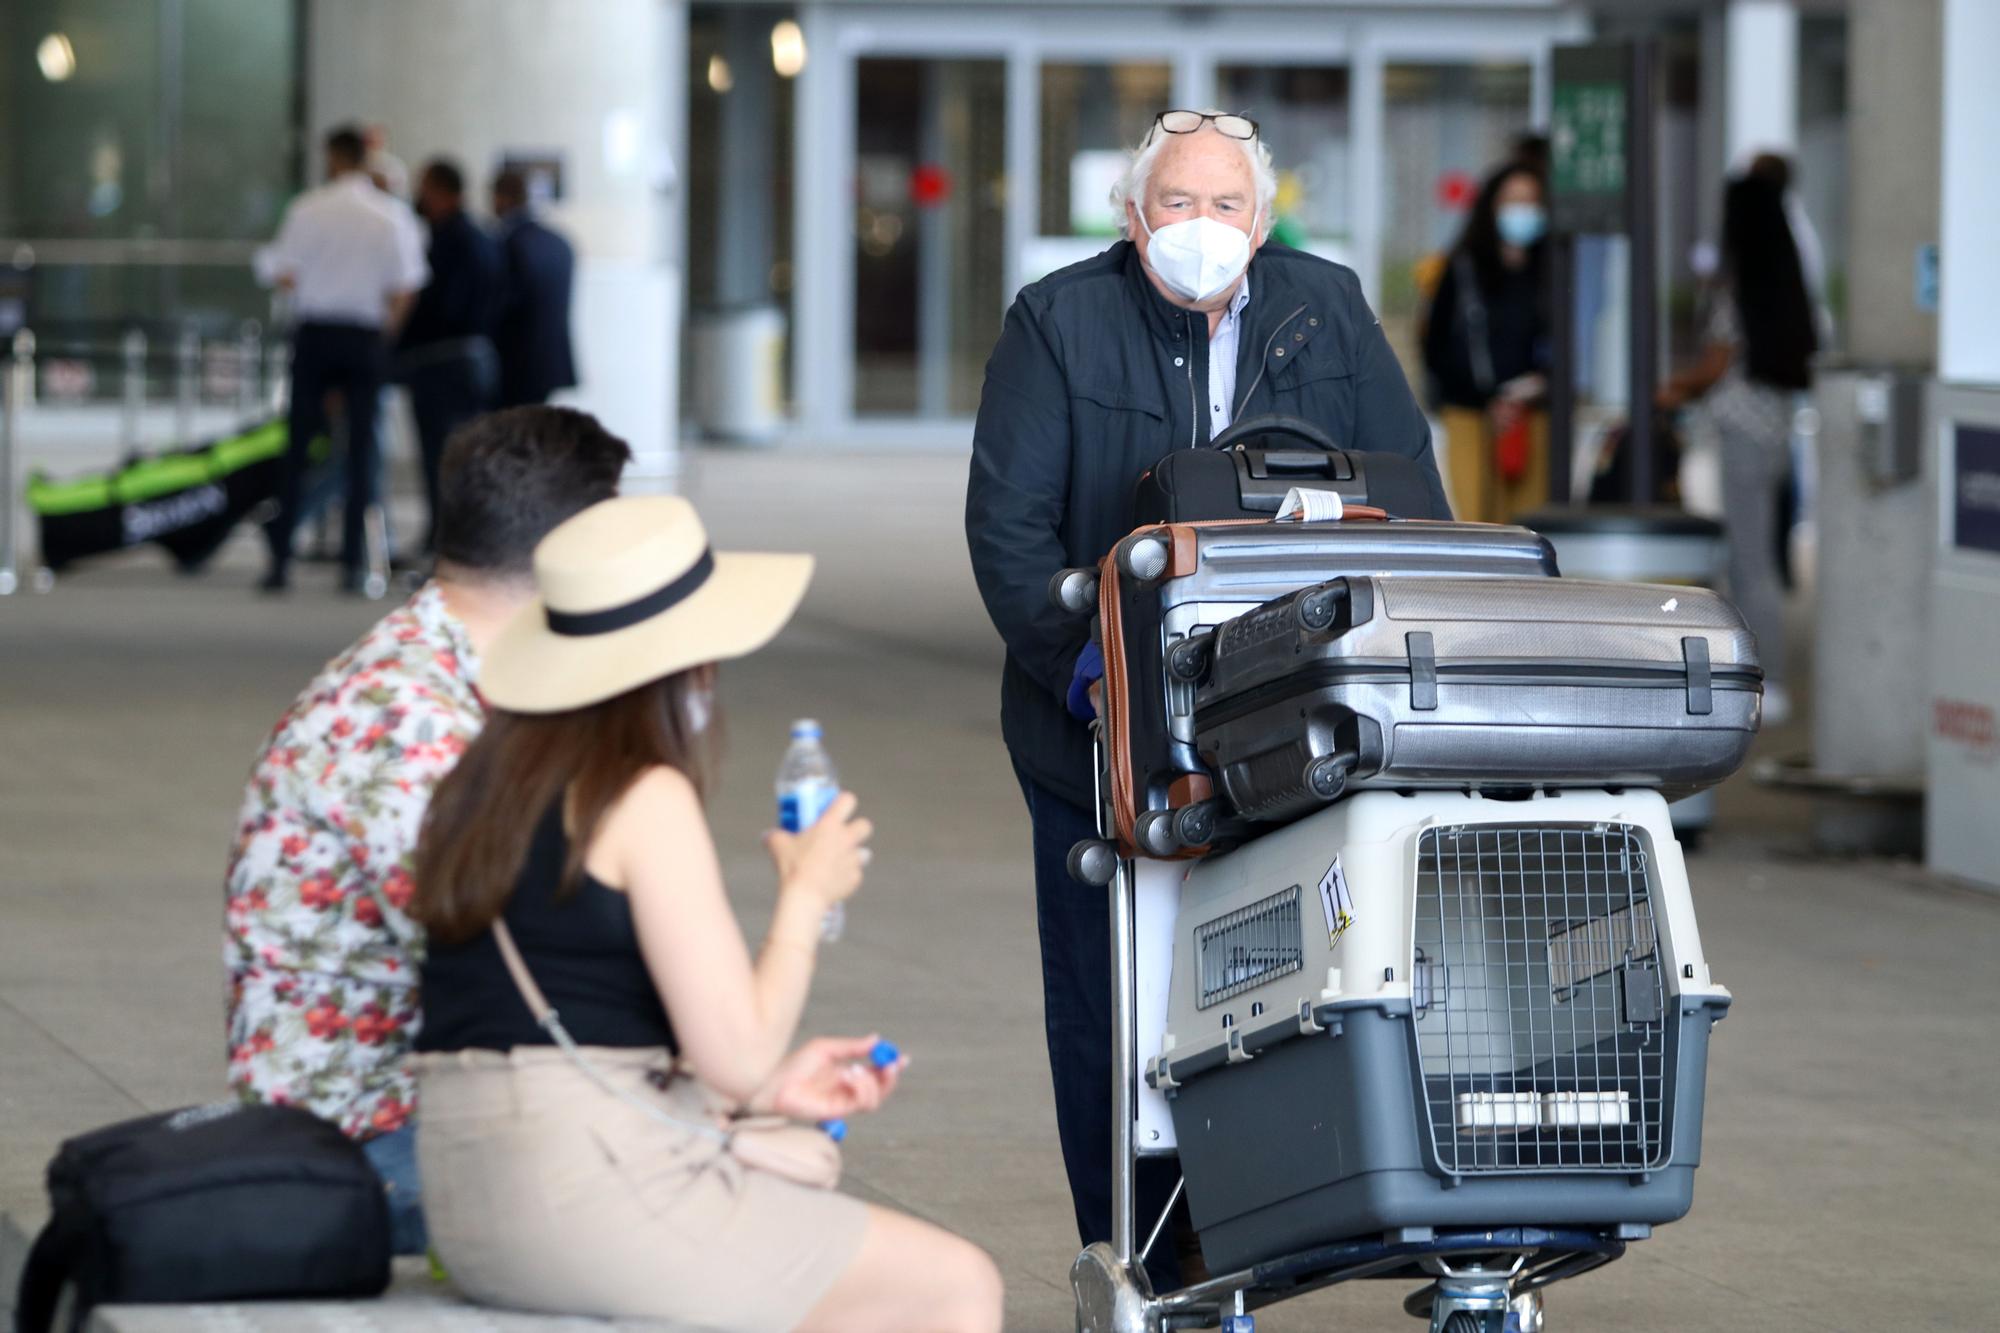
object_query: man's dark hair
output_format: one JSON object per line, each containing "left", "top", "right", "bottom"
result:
{"left": 492, "top": 167, "right": 528, "bottom": 211}
{"left": 422, "top": 158, "right": 466, "bottom": 199}
{"left": 436, "top": 407, "right": 630, "bottom": 575}
{"left": 326, "top": 125, "right": 367, "bottom": 169}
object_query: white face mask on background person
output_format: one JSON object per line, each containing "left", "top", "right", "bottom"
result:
{"left": 1495, "top": 202, "right": 1548, "bottom": 249}
{"left": 1139, "top": 205, "right": 1259, "bottom": 304}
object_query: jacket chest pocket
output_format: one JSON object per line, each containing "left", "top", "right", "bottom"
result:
{"left": 1070, "top": 380, "right": 1171, "bottom": 453}
{"left": 1261, "top": 338, "right": 1355, "bottom": 442}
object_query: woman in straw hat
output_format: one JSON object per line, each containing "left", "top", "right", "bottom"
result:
{"left": 407, "top": 496, "right": 1003, "bottom": 1332}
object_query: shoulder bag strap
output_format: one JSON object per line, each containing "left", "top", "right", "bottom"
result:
{"left": 488, "top": 920, "right": 729, "bottom": 1144}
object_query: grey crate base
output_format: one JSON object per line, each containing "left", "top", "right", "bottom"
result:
{"left": 1167, "top": 1001, "right": 1720, "bottom": 1276}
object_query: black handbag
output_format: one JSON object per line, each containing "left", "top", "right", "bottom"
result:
{"left": 13, "top": 1103, "right": 392, "bottom": 1333}
{"left": 1132, "top": 414, "right": 1449, "bottom": 525}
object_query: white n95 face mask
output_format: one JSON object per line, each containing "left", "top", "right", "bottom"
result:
{"left": 1140, "top": 207, "right": 1258, "bottom": 304}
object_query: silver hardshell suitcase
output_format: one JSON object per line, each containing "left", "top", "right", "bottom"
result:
{"left": 1188, "top": 575, "right": 1763, "bottom": 826}
{"left": 1058, "top": 520, "right": 1559, "bottom": 858}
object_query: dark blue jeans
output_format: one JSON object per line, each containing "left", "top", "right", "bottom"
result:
{"left": 361, "top": 1123, "right": 429, "bottom": 1256}
{"left": 1015, "top": 763, "right": 1183, "bottom": 1294}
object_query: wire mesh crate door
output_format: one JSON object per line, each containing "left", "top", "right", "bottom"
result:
{"left": 1412, "top": 823, "right": 1670, "bottom": 1175}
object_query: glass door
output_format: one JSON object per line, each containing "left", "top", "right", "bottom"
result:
{"left": 1214, "top": 63, "right": 1354, "bottom": 268}
{"left": 851, "top": 56, "right": 1007, "bottom": 417}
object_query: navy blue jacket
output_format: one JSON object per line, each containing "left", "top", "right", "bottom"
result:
{"left": 399, "top": 209, "right": 501, "bottom": 351}
{"left": 965, "top": 240, "right": 1449, "bottom": 810}
{"left": 493, "top": 213, "right": 577, "bottom": 405}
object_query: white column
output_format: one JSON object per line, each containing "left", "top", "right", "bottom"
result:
{"left": 1724, "top": 0, "right": 1799, "bottom": 166}
{"left": 1939, "top": 0, "right": 2000, "bottom": 385}
{"left": 306, "top": 0, "right": 684, "bottom": 478}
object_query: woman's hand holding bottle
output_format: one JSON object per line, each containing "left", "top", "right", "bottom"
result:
{"left": 765, "top": 792, "right": 874, "bottom": 912}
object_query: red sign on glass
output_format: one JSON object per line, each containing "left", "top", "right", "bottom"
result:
{"left": 911, "top": 163, "right": 953, "bottom": 208}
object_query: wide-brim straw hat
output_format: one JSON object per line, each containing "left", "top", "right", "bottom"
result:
{"left": 480, "top": 495, "right": 813, "bottom": 713}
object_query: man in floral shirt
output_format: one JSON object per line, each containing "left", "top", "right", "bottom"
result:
{"left": 226, "top": 406, "right": 631, "bottom": 1252}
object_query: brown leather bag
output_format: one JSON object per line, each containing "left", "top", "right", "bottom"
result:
{"left": 491, "top": 920, "right": 842, "bottom": 1190}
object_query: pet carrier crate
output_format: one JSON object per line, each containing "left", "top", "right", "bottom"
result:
{"left": 1147, "top": 788, "right": 1731, "bottom": 1276}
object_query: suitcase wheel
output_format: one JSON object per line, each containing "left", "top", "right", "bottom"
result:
{"left": 1118, "top": 532, "right": 1171, "bottom": 583}
{"left": 1306, "top": 753, "right": 1353, "bottom": 801}
{"left": 1134, "top": 808, "right": 1183, "bottom": 858}
{"left": 1066, "top": 839, "right": 1120, "bottom": 887}
{"left": 1168, "top": 636, "right": 1211, "bottom": 683}
{"left": 1048, "top": 566, "right": 1099, "bottom": 615}
{"left": 1173, "top": 800, "right": 1219, "bottom": 848}
{"left": 1297, "top": 582, "right": 1348, "bottom": 633}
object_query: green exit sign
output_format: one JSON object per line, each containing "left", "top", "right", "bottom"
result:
{"left": 1552, "top": 44, "right": 1631, "bottom": 233}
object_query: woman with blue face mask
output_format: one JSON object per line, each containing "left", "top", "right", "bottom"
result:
{"left": 1420, "top": 161, "right": 1553, "bottom": 523}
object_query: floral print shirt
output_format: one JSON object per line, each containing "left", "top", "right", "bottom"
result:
{"left": 226, "top": 583, "right": 483, "bottom": 1139}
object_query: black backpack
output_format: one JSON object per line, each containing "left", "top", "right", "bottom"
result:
{"left": 1132, "top": 413, "right": 1451, "bottom": 526}
{"left": 14, "top": 1103, "right": 391, "bottom": 1333}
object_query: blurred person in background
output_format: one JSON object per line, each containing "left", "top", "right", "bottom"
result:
{"left": 409, "top": 495, "right": 1003, "bottom": 1332}
{"left": 254, "top": 124, "right": 427, "bottom": 592}
{"left": 1659, "top": 171, "right": 1817, "bottom": 723}
{"left": 490, "top": 168, "right": 578, "bottom": 408}
{"left": 1420, "top": 158, "right": 1552, "bottom": 523}
{"left": 226, "top": 407, "right": 631, "bottom": 1255}
{"left": 364, "top": 123, "right": 411, "bottom": 202}
{"left": 967, "top": 107, "right": 1446, "bottom": 1294}
{"left": 398, "top": 158, "right": 502, "bottom": 556}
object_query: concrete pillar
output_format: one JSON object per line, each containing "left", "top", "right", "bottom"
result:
{"left": 1938, "top": 0, "right": 2000, "bottom": 386}
{"left": 306, "top": 0, "right": 686, "bottom": 478}
{"left": 1845, "top": 0, "right": 1941, "bottom": 367}
{"left": 714, "top": 6, "right": 774, "bottom": 310}
{"left": 1725, "top": 0, "right": 1798, "bottom": 165}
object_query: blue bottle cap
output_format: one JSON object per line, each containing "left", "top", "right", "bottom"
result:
{"left": 820, "top": 1118, "right": 848, "bottom": 1143}
{"left": 869, "top": 1040, "right": 900, "bottom": 1069}
{"left": 791, "top": 718, "right": 823, "bottom": 740}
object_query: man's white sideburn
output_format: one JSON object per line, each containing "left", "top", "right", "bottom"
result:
{"left": 1138, "top": 204, "right": 1260, "bottom": 304}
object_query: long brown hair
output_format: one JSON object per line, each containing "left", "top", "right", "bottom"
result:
{"left": 414, "top": 666, "right": 721, "bottom": 946}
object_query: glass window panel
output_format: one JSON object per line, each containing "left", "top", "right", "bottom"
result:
{"left": 1038, "top": 61, "right": 1170, "bottom": 238}
{"left": 1216, "top": 64, "right": 1352, "bottom": 263}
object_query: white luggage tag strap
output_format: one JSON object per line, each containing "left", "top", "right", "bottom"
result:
{"left": 1275, "top": 486, "right": 1345, "bottom": 523}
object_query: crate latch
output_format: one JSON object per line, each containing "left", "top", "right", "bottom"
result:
{"left": 1406, "top": 631, "right": 1438, "bottom": 711}
{"left": 1681, "top": 636, "right": 1712, "bottom": 715}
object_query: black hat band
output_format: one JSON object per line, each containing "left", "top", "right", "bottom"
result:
{"left": 545, "top": 548, "right": 715, "bottom": 637}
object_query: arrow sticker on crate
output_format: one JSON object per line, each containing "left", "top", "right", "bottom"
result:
{"left": 1317, "top": 856, "right": 1355, "bottom": 948}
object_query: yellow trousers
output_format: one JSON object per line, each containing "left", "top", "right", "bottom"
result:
{"left": 1442, "top": 406, "right": 1550, "bottom": 525}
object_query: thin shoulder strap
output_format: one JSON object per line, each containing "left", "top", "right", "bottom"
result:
{"left": 490, "top": 918, "right": 557, "bottom": 1026}
{"left": 488, "top": 919, "right": 730, "bottom": 1144}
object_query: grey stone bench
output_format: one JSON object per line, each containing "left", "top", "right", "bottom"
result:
{"left": 3, "top": 1214, "right": 685, "bottom": 1332}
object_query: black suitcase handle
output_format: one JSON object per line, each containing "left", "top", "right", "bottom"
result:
{"left": 1209, "top": 413, "right": 1340, "bottom": 454}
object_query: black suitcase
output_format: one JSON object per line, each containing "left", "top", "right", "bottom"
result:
{"left": 1132, "top": 414, "right": 1450, "bottom": 526}
{"left": 1055, "top": 518, "right": 1559, "bottom": 858}
{"left": 1187, "top": 575, "right": 1763, "bottom": 825}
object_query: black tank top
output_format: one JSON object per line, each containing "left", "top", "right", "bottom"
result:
{"left": 417, "top": 802, "right": 677, "bottom": 1053}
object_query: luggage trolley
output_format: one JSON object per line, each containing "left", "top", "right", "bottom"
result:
{"left": 1055, "top": 568, "right": 1734, "bottom": 1333}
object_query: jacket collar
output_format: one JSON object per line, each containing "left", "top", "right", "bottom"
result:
{"left": 1119, "top": 239, "right": 1303, "bottom": 349}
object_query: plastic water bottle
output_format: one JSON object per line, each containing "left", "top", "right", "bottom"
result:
{"left": 820, "top": 1040, "right": 902, "bottom": 1142}
{"left": 777, "top": 719, "right": 845, "bottom": 942}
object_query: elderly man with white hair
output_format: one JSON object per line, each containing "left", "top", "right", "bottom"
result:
{"left": 965, "top": 109, "right": 1448, "bottom": 1289}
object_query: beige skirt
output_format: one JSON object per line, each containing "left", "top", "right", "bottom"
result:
{"left": 414, "top": 1047, "right": 868, "bottom": 1332}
